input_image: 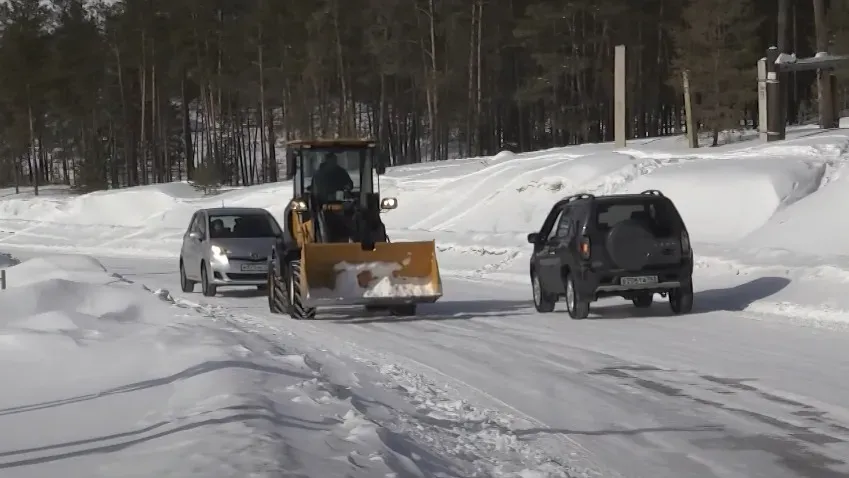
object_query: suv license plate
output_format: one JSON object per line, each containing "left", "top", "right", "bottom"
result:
{"left": 621, "top": 275, "right": 658, "bottom": 286}
{"left": 241, "top": 263, "right": 267, "bottom": 272}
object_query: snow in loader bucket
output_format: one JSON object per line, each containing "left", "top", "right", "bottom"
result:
{"left": 299, "top": 241, "right": 443, "bottom": 307}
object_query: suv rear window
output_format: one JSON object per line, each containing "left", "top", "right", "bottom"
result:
{"left": 594, "top": 199, "right": 682, "bottom": 236}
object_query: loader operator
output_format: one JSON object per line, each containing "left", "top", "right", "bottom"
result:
{"left": 311, "top": 152, "right": 355, "bottom": 242}
{"left": 311, "top": 152, "right": 354, "bottom": 201}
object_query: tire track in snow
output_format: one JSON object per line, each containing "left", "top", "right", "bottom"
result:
{"left": 428, "top": 160, "right": 573, "bottom": 231}
{"left": 408, "top": 162, "right": 526, "bottom": 230}
{"left": 170, "top": 297, "right": 588, "bottom": 478}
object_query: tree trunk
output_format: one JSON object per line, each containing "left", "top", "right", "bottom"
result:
{"left": 27, "top": 84, "right": 38, "bottom": 196}
{"left": 813, "top": 0, "right": 836, "bottom": 128}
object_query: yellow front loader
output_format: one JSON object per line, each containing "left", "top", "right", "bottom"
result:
{"left": 266, "top": 139, "right": 442, "bottom": 319}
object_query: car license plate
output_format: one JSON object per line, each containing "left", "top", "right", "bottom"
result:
{"left": 241, "top": 263, "right": 267, "bottom": 272}
{"left": 621, "top": 275, "right": 658, "bottom": 286}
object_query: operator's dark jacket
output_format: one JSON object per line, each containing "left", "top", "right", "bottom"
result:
{"left": 312, "top": 163, "right": 354, "bottom": 200}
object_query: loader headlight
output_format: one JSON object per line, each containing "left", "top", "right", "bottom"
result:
{"left": 380, "top": 197, "right": 398, "bottom": 210}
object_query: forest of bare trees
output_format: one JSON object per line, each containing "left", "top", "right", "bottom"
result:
{"left": 0, "top": 0, "right": 845, "bottom": 193}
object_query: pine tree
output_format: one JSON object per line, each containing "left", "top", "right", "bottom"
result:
{"left": 671, "top": 0, "right": 763, "bottom": 146}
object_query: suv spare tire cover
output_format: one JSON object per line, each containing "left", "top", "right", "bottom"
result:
{"left": 606, "top": 220, "right": 654, "bottom": 271}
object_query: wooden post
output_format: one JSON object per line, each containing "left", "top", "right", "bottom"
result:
{"left": 757, "top": 58, "right": 768, "bottom": 141}
{"left": 614, "top": 45, "right": 626, "bottom": 148}
{"left": 682, "top": 70, "right": 698, "bottom": 148}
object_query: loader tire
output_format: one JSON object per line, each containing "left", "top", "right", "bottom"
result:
{"left": 287, "top": 259, "right": 316, "bottom": 320}
{"left": 268, "top": 267, "right": 286, "bottom": 314}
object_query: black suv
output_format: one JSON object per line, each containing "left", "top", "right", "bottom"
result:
{"left": 527, "top": 190, "right": 694, "bottom": 319}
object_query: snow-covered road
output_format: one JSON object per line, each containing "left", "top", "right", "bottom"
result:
{"left": 23, "top": 251, "right": 845, "bottom": 478}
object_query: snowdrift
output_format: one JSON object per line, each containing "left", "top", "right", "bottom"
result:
{"left": 0, "top": 124, "right": 845, "bottom": 271}
{"left": 743, "top": 162, "right": 849, "bottom": 256}
{"left": 0, "top": 254, "right": 564, "bottom": 477}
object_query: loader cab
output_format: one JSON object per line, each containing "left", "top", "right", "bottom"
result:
{"left": 286, "top": 139, "right": 388, "bottom": 201}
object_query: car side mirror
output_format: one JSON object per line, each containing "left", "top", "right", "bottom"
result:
{"left": 286, "top": 150, "right": 297, "bottom": 178}
{"left": 188, "top": 231, "right": 202, "bottom": 241}
{"left": 527, "top": 232, "right": 539, "bottom": 244}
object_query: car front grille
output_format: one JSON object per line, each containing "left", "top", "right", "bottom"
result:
{"left": 229, "top": 256, "right": 267, "bottom": 262}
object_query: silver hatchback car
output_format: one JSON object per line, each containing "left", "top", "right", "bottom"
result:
{"left": 179, "top": 207, "right": 282, "bottom": 296}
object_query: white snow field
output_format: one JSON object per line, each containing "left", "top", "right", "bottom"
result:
{"left": 2, "top": 123, "right": 849, "bottom": 477}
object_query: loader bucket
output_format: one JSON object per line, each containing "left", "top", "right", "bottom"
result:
{"left": 300, "top": 241, "right": 442, "bottom": 307}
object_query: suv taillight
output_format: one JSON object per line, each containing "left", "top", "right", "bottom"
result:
{"left": 579, "top": 236, "right": 591, "bottom": 260}
{"left": 681, "top": 230, "right": 690, "bottom": 254}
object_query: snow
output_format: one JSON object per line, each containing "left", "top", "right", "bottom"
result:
{"left": 309, "top": 260, "right": 438, "bottom": 301}
{"left": 0, "top": 254, "right": 561, "bottom": 477}
{"left": 2, "top": 122, "right": 849, "bottom": 477}
{"left": 775, "top": 52, "right": 797, "bottom": 64}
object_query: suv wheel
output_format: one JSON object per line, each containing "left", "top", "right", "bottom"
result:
{"left": 531, "top": 273, "right": 555, "bottom": 313}
{"left": 632, "top": 293, "right": 653, "bottom": 308}
{"left": 669, "top": 281, "right": 694, "bottom": 314}
{"left": 565, "top": 272, "right": 590, "bottom": 319}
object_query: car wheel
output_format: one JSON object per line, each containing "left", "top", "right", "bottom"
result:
{"left": 669, "top": 280, "right": 694, "bottom": 314}
{"left": 531, "top": 272, "right": 555, "bottom": 313}
{"left": 565, "top": 272, "right": 590, "bottom": 320}
{"left": 179, "top": 259, "right": 195, "bottom": 293}
{"left": 632, "top": 293, "right": 653, "bottom": 308}
{"left": 200, "top": 262, "right": 217, "bottom": 297}
{"left": 287, "top": 259, "right": 316, "bottom": 320}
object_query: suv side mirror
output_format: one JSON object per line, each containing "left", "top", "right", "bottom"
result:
{"left": 188, "top": 231, "right": 202, "bottom": 241}
{"left": 527, "top": 232, "right": 539, "bottom": 243}
{"left": 286, "top": 150, "right": 297, "bottom": 178}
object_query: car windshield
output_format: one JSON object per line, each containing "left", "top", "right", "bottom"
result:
{"left": 594, "top": 199, "right": 682, "bottom": 236}
{"left": 208, "top": 213, "right": 277, "bottom": 238}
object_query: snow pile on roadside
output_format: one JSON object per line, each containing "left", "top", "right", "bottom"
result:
{"left": 743, "top": 161, "right": 849, "bottom": 255}
{"left": 0, "top": 254, "right": 571, "bottom": 477}
{"left": 620, "top": 157, "right": 826, "bottom": 242}
{"left": 0, "top": 124, "right": 846, "bottom": 271}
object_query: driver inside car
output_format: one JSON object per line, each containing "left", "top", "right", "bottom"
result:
{"left": 311, "top": 152, "right": 354, "bottom": 201}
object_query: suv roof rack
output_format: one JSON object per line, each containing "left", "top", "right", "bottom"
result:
{"left": 641, "top": 189, "right": 664, "bottom": 197}
{"left": 563, "top": 193, "right": 595, "bottom": 203}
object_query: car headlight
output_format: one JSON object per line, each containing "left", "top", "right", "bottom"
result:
{"left": 211, "top": 245, "right": 228, "bottom": 257}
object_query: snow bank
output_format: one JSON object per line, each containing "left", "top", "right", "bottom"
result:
{"left": 620, "top": 157, "right": 826, "bottom": 242}
{"left": 383, "top": 151, "right": 644, "bottom": 233}
{"left": 743, "top": 163, "right": 849, "bottom": 255}
{"left": 0, "top": 254, "right": 493, "bottom": 477}
{"left": 0, "top": 253, "right": 567, "bottom": 477}
{"left": 0, "top": 124, "right": 846, "bottom": 274}
{"left": 0, "top": 181, "right": 295, "bottom": 258}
